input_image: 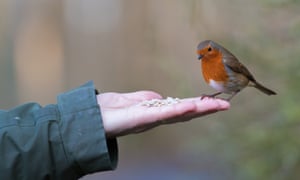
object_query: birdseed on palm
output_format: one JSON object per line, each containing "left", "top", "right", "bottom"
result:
{"left": 140, "top": 97, "right": 181, "bottom": 107}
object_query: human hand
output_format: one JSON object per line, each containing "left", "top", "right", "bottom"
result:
{"left": 97, "top": 91, "right": 230, "bottom": 138}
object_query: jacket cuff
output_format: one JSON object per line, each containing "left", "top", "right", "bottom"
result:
{"left": 57, "top": 81, "right": 118, "bottom": 176}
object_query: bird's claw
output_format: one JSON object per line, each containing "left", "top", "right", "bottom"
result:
{"left": 200, "top": 92, "right": 222, "bottom": 100}
{"left": 200, "top": 94, "right": 216, "bottom": 100}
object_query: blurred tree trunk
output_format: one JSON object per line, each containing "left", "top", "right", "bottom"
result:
{"left": 0, "top": 0, "right": 17, "bottom": 108}
{"left": 13, "top": 0, "right": 64, "bottom": 104}
{"left": 63, "top": 0, "right": 150, "bottom": 91}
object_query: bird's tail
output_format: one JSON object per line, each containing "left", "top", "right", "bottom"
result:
{"left": 253, "top": 81, "right": 276, "bottom": 95}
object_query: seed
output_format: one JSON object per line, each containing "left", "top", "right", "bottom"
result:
{"left": 140, "top": 97, "right": 181, "bottom": 107}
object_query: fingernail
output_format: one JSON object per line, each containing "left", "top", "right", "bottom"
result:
{"left": 217, "top": 99, "right": 230, "bottom": 109}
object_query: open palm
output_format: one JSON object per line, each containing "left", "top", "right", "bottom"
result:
{"left": 97, "top": 91, "right": 230, "bottom": 138}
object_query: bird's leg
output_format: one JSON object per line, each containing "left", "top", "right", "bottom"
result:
{"left": 226, "top": 91, "right": 240, "bottom": 101}
{"left": 201, "top": 92, "right": 222, "bottom": 100}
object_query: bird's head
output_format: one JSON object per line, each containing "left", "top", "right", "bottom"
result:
{"left": 196, "top": 40, "right": 219, "bottom": 60}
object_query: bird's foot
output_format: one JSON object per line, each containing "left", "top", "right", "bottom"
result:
{"left": 200, "top": 92, "right": 222, "bottom": 100}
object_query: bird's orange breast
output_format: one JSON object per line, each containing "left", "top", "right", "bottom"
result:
{"left": 201, "top": 52, "right": 229, "bottom": 83}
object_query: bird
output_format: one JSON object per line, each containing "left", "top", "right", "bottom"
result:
{"left": 196, "top": 40, "right": 276, "bottom": 101}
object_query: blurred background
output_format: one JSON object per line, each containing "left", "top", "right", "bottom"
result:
{"left": 0, "top": 0, "right": 299, "bottom": 179}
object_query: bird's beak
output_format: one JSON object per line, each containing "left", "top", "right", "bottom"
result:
{"left": 197, "top": 54, "right": 203, "bottom": 60}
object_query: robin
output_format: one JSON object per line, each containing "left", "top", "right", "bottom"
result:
{"left": 197, "top": 40, "right": 276, "bottom": 101}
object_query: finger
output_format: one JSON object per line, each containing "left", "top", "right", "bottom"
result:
{"left": 179, "top": 97, "right": 230, "bottom": 111}
{"left": 177, "top": 98, "right": 230, "bottom": 121}
{"left": 194, "top": 98, "right": 230, "bottom": 111}
{"left": 176, "top": 98, "right": 229, "bottom": 119}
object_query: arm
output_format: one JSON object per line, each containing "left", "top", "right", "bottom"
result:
{"left": 0, "top": 81, "right": 117, "bottom": 180}
{"left": 0, "top": 81, "right": 230, "bottom": 179}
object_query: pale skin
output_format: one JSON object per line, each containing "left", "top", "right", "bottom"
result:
{"left": 97, "top": 91, "right": 230, "bottom": 138}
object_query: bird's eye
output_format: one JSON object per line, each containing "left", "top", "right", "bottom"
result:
{"left": 208, "top": 47, "right": 212, "bottom": 52}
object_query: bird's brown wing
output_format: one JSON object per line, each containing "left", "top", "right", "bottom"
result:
{"left": 220, "top": 47, "right": 256, "bottom": 82}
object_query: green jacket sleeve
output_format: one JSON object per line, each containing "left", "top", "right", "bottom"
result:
{"left": 0, "top": 81, "right": 118, "bottom": 180}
